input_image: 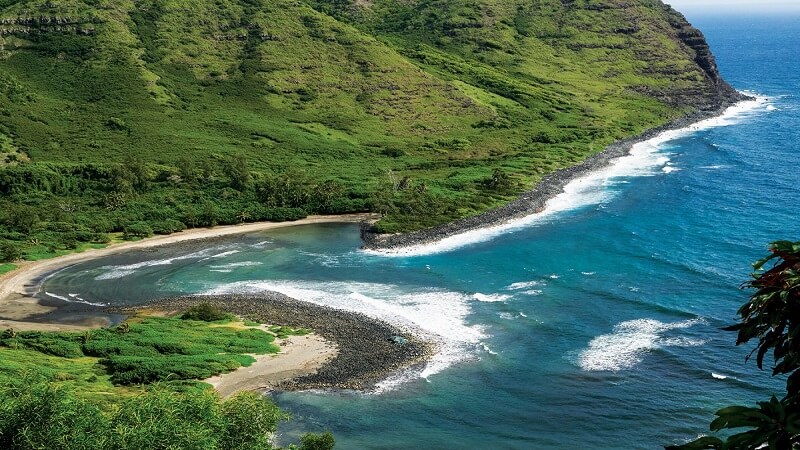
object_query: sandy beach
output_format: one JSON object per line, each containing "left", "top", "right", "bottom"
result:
{"left": 0, "top": 213, "right": 377, "bottom": 330}
{"left": 205, "top": 333, "right": 338, "bottom": 398}
{"left": 142, "top": 295, "right": 432, "bottom": 391}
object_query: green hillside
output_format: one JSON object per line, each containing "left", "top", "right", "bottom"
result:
{"left": 0, "top": 0, "right": 738, "bottom": 259}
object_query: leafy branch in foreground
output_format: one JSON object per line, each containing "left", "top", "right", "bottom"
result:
{"left": 668, "top": 240, "right": 800, "bottom": 449}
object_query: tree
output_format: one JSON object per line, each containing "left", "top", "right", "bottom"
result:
{"left": 297, "top": 432, "right": 336, "bottom": 450}
{"left": 481, "top": 168, "right": 514, "bottom": 193}
{"left": 225, "top": 155, "right": 251, "bottom": 191}
{"left": 0, "top": 241, "right": 22, "bottom": 262}
{"left": 668, "top": 240, "right": 800, "bottom": 449}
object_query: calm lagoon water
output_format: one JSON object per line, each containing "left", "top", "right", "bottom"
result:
{"left": 42, "top": 15, "right": 800, "bottom": 449}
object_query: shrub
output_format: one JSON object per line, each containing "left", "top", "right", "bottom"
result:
{"left": 103, "top": 354, "right": 253, "bottom": 385}
{"left": 0, "top": 377, "right": 327, "bottom": 449}
{"left": 380, "top": 147, "right": 405, "bottom": 157}
{"left": 180, "top": 303, "right": 232, "bottom": 322}
{"left": 151, "top": 219, "right": 186, "bottom": 235}
{"left": 122, "top": 222, "right": 153, "bottom": 240}
{"left": 481, "top": 169, "right": 515, "bottom": 193}
{"left": 221, "top": 391, "right": 287, "bottom": 450}
{"left": 0, "top": 241, "right": 21, "bottom": 262}
{"left": 300, "top": 432, "right": 336, "bottom": 450}
{"left": 105, "top": 117, "right": 128, "bottom": 131}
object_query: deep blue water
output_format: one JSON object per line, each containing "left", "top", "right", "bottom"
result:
{"left": 41, "top": 15, "right": 800, "bottom": 449}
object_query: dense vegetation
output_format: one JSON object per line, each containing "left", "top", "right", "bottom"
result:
{"left": 669, "top": 241, "right": 800, "bottom": 449}
{"left": 0, "top": 0, "right": 734, "bottom": 260}
{"left": 0, "top": 310, "right": 333, "bottom": 448}
{"left": 0, "top": 377, "right": 334, "bottom": 449}
{"left": 2, "top": 315, "right": 280, "bottom": 384}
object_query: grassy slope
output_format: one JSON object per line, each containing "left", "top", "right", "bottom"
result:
{"left": 0, "top": 0, "right": 728, "bottom": 254}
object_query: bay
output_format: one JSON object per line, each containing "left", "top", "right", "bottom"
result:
{"left": 41, "top": 14, "right": 800, "bottom": 449}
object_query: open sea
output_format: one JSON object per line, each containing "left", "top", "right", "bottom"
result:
{"left": 40, "top": 14, "right": 800, "bottom": 449}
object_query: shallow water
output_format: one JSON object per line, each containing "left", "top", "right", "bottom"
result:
{"left": 41, "top": 15, "right": 800, "bottom": 449}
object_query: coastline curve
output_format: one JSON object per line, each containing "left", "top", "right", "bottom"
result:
{"left": 361, "top": 95, "right": 767, "bottom": 257}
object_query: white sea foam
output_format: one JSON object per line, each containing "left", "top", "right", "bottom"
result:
{"left": 578, "top": 318, "right": 705, "bottom": 371}
{"left": 44, "top": 291, "right": 70, "bottom": 301}
{"left": 204, "top": 280, "right": 486, "bottom": 382}
{"left": 505, "top": 281, "right": 541, "bottom": 290}
{"left": 208, "top": 250, "right": 240, "bottom": 259}
{"left": 373, "top": 368, "right": 426, "bottom": 394}
{"left": 250, "top": 240, "right": 273, "bottom": 248}
{"left": 581, "top": 272, "right": 596, "bottom": 276}
{"left": 44, "top": 291, "right": 106, "bottom": 306}
{"left": 472, "top": 293, "right": 511, "bottom": 302}
{"left": 711, "top": 372, "right": 728, "bottom": 380}
{"left": 94, "top": 246, "right": 239, "bottom": 280}
{"left": 208, "top": 261, "right": 263, "bottom": 270}
{"left": 699, "top": 165, "right": 730, "bottom": 170}
{"left": 366, "top": 95, "right": 769, "bottom": 257}
{"left": 522, "top": 290, "right": 543, "bottom": 296}
{"left": 297, "top": 250, "right": 346, "bottom": 267}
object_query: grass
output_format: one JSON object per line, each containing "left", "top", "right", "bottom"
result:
{"left": 0, "top": 0, "right": 726, "bottom": 256}
{"left": 0, "top": 314, "right": 280, "bottom": 394}
{"left": 268, "top": 325, "right": 311, "bottom": 339}
{"left": 0, "top": 263, "right": 16, "bottom": 275}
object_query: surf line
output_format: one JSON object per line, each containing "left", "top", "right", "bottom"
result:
{"left": 365, "top": 95, "right": 769, "bottom": 257}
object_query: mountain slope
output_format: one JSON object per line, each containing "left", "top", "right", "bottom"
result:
{"left": 0, "top": 0, "right": 741, "bottom": 259}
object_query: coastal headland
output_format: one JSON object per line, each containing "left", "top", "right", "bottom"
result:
{"left": 361, "top": 97, "right": 751, "bottom": 253}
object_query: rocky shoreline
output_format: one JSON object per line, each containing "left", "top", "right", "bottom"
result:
{"left": 112, "top": 294, "right": 433, "bottom": 392}
{"left": 361, "top": 97, "right": 750, "bottom": 252}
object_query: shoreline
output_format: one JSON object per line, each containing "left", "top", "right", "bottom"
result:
{"left": 0, "top": 213, "right": 377, "bottom": 329}
{"left": 361, "top": 98, "right": 754, "bottom": 253}
{"left": 204, "top": 333, "right": 338, "bottom": 398}
{"left": 126, "top": 294, "right": 433, "bottom": 392}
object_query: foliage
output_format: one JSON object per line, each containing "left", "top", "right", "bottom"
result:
{"left": 181, "top": 302, "right": 235, "bottom": 322}
{"left": 0, "top": 0, "right": 719, "bottom": 256}
{"left": 220, "top": 391, "right": 287, "bottom": 450}
{"left": 1, "top": 316, "right": 279, "bottom": 385}
{"left": 268, "top": 325, "right": 310, "bottom": 339}
{"left": 669, "top": 241, "right": 800, "bottom": 449}
{"left": 481, "top": 168, "right": 516, "bottom": 193}
{"left": 296, "top": 432, "right": 336, "bottom": 450}
{"left": 0, "top": 375, "right": 332, "bottom": 449}
{"left": 0, "top": 241, "right": 21, "bottom": 262}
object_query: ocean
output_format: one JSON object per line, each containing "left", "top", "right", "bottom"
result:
{"left": 40, "top": 14, "right": 800, "bottom": 449}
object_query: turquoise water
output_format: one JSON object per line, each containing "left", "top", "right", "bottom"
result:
{"left": 41, "top": 15, "right": 800, "bottom": 449}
